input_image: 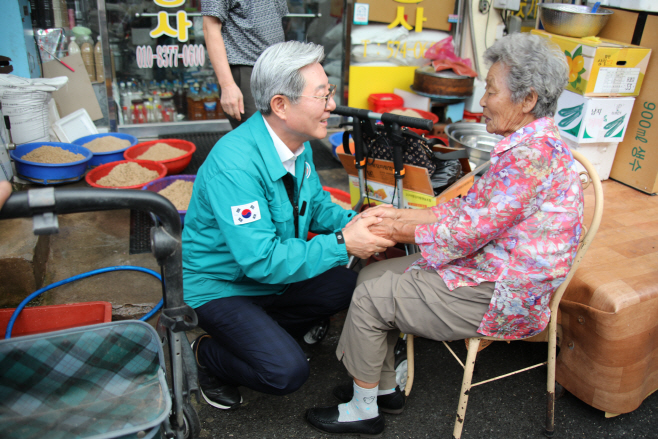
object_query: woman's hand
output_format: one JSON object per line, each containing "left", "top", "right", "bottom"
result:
{"left": 342, "top": 216, "right": 396, "bottom": 259}
{"left": 361, "top": 204, "right": 398, "bottom": 220}
{"left": 369, "top": 218, "right": 417, "bottom": 245}
{"left": 344, "top": 204, "right": 396, "bottom": 228}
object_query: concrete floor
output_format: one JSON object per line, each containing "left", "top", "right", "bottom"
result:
{"left": 3, "top": 140, "right": 657, "bottom": 438}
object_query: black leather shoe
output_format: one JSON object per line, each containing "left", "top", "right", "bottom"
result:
{"left": 333, "top": 384, "right": 405, "bottom": 414}
{"left": 306, "top": 405, "right": 385, "bottom": 437}
{"left": 192, "top": 334, "right": 243, "bottom": 410}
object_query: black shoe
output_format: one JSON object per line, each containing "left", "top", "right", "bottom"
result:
{"left": 191, "top": 334, "right": 243, "bottom": 410}
{"left": 333, "top": 384, "right": 405, "bottom": 414}
{"left": 303, "top": 318, "right": 330, "bottom": 345}
{"left": 306, "top": 405, "right": 385, "bottom": 437}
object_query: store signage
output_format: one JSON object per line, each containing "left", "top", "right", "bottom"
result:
{"left": 135, "top": 44, "right": 205, "bottom": 68}
{"left": 150, "top": 10, "right": 193, "bottom": 42}
{"left": 140, "top": 0, "right": 205, "bottom": 69}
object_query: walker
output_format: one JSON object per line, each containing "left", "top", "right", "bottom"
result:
{"left": 0, "top": 187, "right": 200, "bottom": 439}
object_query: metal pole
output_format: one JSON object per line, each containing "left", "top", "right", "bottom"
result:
{"left": 453, "top": 0, "right": 465, "bottom": 58}
{"left": 96, "top": 0, "right": 117, "bottom": 132}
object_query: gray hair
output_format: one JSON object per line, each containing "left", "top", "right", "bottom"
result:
{"left": 483, "top": 33, "right": 568, "bottom": 119}
{"left": 251, "top": 41, "right": 325, "bottom": 116}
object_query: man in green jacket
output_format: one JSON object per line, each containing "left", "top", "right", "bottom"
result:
{"left": 183, "top": 41, "right": 394, "bottom": 410}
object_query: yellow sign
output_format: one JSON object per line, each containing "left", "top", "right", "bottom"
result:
{"left": 150, "top": 10, "right": 193, "bottom": 42}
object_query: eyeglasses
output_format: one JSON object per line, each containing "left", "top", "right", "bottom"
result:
{"left": 298, "top": 84, "right": 337, "bottom": 109}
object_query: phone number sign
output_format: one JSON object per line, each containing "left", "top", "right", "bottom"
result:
{"left": 136, "top": 44, "right": 205, "bottom": 69}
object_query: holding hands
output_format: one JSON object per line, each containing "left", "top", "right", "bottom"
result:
{"left": 342, "top": 215, "right": 395, "bottom": 259}
{"left": 343, "top": 204, "right": 436, "bottom": 254}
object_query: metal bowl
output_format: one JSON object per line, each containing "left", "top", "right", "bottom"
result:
{"left": 445, "top": 123, "right": 503, "bottom": 170}
{"left": 539, "top": 4, "right": 613, "bottom": 38}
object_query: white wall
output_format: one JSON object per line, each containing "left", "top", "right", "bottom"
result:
{"left": 461, "top": 0, "right": 504, "bottom": 80}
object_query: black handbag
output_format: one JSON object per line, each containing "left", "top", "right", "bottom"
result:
{"left": 362, "top": 128, "right": 467, "bottom": 195}
{"left": 364, "top": 129, "right": 438, "bottom": 175}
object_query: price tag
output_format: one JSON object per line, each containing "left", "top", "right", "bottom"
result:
{"left": 593, "top": 67, "right": 640, "bottom": 94}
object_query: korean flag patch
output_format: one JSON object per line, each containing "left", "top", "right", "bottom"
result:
{"left": 231, "top": 201, "right": 261, "bottom": 225}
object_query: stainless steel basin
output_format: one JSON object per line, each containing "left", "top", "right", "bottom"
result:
{"left": 445, "top": 123, "right": 503, "bottom": 170}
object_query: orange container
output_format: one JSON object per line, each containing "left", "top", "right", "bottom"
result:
{"left": 85, "top": 159, "right": 167, "bottom": 189}
{"left": 0, "top": 301, "right": 112, "bottom": 338}
{"left": 124, "top": 139, "right": 196, "bottom": 175}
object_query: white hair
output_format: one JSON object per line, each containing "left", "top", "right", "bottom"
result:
{"left": 483, "top": 33, "right": 569, "bottom": 118}
{"left": 251, "top": 41, "right": 325, "bottom": 116}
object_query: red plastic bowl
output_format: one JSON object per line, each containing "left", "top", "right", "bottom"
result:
{"left": 124, "top": 139, "right": 196, "bottom": 175}
{"left": 85, "top": 159, "right": 167, "bottom": 189}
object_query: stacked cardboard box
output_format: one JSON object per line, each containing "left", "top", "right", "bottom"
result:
{"left": 532, "top": 29, "right": 651, "bottom": 180}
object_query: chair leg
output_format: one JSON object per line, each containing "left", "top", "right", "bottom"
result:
{"left": 545, "top": 323, "right": 557, "bottom": 437}
{"left": 404, "top": 334, "right": 415, "bottom": 397}
{"left": 453, "top": 338, "right": 481, "bottom": 439}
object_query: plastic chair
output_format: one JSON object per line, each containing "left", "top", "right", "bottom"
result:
{"left": 402, "top": 150, "right": 604, "bottom": 438}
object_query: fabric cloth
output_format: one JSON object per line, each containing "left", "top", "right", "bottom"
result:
{"left": 337, "top": 254, "right": 495, "bottom": 387}
{"left": 227, "top": 65, "right": 257, "bottom": 129}
{"left": 409, "top": 117, "right": 584, "bottom": 339}
{"left": 195, "top": 266, "right": 356, "bottom": 394}
{"left": 182, "top": 112, "right": 356, "bottom": 308}
{"left": 201, "top": 0, "right": 288, "bottom": 66}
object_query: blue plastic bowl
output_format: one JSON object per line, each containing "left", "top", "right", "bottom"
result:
{"left": 329, "top": 132, "right": 352, "bottom": 160}
{"left": 10, "top": 142, "right": 92, "bottom": 185}
{"left": 142, "top": 175, "right": 196, "bottom": 225}
{"left": 72, "top": 133, "right": 138, "bottom": 167}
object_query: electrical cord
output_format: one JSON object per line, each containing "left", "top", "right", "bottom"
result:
{"left": 4, "top": 265, "right": 164, "bottom": 339}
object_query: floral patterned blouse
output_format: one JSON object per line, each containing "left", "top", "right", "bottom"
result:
{"left": 410, "top": 117, "right": 583, "bottom": 339}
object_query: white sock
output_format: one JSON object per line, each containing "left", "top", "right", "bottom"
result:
{"left": 337, "top": 382, "right": 379, "bottom": 422}
{"left": 378, "top": 387, "right": 395, "bottom": 396}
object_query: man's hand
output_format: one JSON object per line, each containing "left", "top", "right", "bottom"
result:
{"left": 220, "top": 82, "right": 245, "bottom": 121}
{"left": 342, "top": 216, "right": 396, "bottom": 259}
{"left": 0, "top": 181, "right": 11, "bottom": 209}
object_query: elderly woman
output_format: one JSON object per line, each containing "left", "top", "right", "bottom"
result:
{"left": 306, "top": 33, "right": 584, "bottom": 436}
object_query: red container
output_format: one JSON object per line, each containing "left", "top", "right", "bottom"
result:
{"left": 124, "top": 139, "right": 196, "bottom": 175}
{"left": 368, "top": 93, "right": 404, "bottom": 113}
{"left": 85, "top": 160, "right": 168, "bottom": 189}
{"left": 0, "top": 301, "right": 112, "bottom": 338}
{"left": 307, "top": 187, "right": 351, "bottom": 240}
{"left": 463, "top": 111, "right": 484, "bottom": 123}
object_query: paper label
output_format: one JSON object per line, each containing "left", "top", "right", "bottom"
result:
{"left": 593, "top": 68, "right": 640, "bottom": 94}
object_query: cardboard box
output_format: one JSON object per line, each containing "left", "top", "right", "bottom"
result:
{"left": 338, "top": 147, "right": 481, "bottom": 209}
{"left": 357, "top": 0, "right": 455, "bottom": 32}
{"left": 563, "top": 137, "right": 618, "bottom": 180}
{"left": 531, "top": 29, "right": 651, "bottom": 97}
{"left": 603, "top": 11, "right": 658, "bottom": 194}
{"left": 555, "top": 90, "right": 635, "bottom": 143}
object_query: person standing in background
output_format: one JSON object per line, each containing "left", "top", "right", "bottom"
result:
{"left": 202, "top": 0, "right": 289, "bottom": 129}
